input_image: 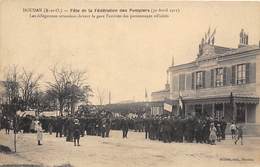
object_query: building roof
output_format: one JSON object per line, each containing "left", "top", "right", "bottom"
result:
{"left": 168, "top": 44, "right": 260, "bottom": 72}
{"left": 213, "top": 45, "right": 236, "bottom": 54}
{"left": 151, "top": 89, "right": 169, "bottom": 94}
{"left": 226, "top": 45, "right": 260, "bottom": 55}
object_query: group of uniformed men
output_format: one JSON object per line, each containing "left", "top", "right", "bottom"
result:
{"left": 142, "top": 115, "right": 227, "bottom": 144}
{"left": 0, "top": 112, "right": 228, "bottom": 145}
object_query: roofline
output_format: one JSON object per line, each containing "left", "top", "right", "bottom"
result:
{"left": 151, "top": 89, "right": 170, "bottom": 94}
{"left": 168, "top": 47, "right": 260, "bottom": 72}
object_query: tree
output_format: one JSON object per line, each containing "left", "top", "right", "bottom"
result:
{"left": 19, "top": 68, "right": 42, "bottom": 110}
{"left": 47, "top": 65, "right": 92, "bottom": 116}
{"left": 95, "top": 87, "right": 107, "bottom": 106}
{"left": 39, "top": 89, "right": 58, "bottom": 111}
{"left": 3, "top": 65, "right": 19, "bottom": 105}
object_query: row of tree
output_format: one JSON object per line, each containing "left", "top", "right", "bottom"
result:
{"left": 1, "top": 65, "right": 93, "bottom": 116}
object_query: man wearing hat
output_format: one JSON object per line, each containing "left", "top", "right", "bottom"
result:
{"left": 121, "top": 117, "right": 129, "bottom": 138}
{"left": 73, "top": 118, "right": 81, "bottom": 146}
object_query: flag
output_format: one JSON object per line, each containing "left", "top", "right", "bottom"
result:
{"left": 164, "top": 103, "right": 172, "bottom": 112}
{"left": 178, "top": 92, "right": 183, "bottom": 110}
{"left": 211, "top": 28, "right": 216, "bottom": 37}
{"left": 207, "top": 26, "right": 211, "bottom": 36}
{"left": 211, "top": 37, "right": 215, "bottom": 45}
{"left": 204, "top": 33, "right": 207, "bottom": 43}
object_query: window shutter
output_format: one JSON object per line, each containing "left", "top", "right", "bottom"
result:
{"left": 202, "top": 71, "right": 206, "bottom": 88}
{"left": 223, "top": 67, "right": 227, "bottom": 86}
{"left": 246, "top": 63, "right": 250, "bottom": 83}
{"left": 211, "top": 69, "right": 214, "bottom": 87}
{"left": 179, "top": 74, "right": 185, "bottom": 90}
{"left": 231, "top": 65, "right": 236, "bottom": 85}
{"left": 250, "top": 63, "right": 256, "bottom": 83}
{"left": 191, "top": 72, "right": 194, "bottom": 89}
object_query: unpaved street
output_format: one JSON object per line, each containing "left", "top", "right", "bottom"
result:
{"left": 0, "top": 130, "right": 260, "bottom": 167}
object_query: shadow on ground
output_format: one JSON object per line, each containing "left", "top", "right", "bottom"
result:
{"left": 0, "top": 145, "right": 12, "bottom": 154}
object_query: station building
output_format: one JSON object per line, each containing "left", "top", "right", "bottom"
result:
{"left": 151, "top": 29, "right": 260, "bottom": 131}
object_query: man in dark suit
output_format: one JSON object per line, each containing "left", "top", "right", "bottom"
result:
{"left": 121, "top": 117, "right": 129, "bottom": 138}
{"left": 220, "top": 117, "right": 227, "bottom": 140}
{"left": 144, "top": 118, "right": 150, "bottom": 139}
{"left": 73, "top": 119, "right": 81, "bottom": 146}
{"left": 105, "top": 118, "right": 111, "bottom": 137}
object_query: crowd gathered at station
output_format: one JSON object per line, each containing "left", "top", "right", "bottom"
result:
{"left": 0, "top": 111, "right": 244, "bottom": 146}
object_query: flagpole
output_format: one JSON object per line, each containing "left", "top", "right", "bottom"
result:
{"left": 178, "top": 89, "right": 180, "bottom": 117}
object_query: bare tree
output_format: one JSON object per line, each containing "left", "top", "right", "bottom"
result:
{"left": 19, "top": 68, "right": 42, "bottom": 110}
{"left": 96, "top": 87, "right": 107, "bottom": 106}
{"left": 40, "top": 89, "right": 58, "bottom": 111}
{"left": 3, "top": 65, "right": 19, "bottom": 105}
{"left": 47, "top": 65, "right": 92, "bottom": 116}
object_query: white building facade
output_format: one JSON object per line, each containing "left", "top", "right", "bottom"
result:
{"left": 152, "top": 29, "right": 260, "bottom": 128}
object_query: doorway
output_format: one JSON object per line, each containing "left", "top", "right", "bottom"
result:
{"left": 237, "top": 103, "right": 246, "bottom": 123}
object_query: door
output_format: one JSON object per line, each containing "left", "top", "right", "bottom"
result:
{"left": 237, "top": 103, "right": 245, "bottom": 123}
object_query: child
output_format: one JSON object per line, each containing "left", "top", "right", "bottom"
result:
{"left": 209, "top": 123, "right": 217, "bottom": 145}
{"left": 230, "top": 122, "right": 236, "bottom": 139}
{"left": 234, "top": 125, "right": 243, "bottom": 145}
{"left": 216, "top": 123, "right": 222, "bottom": 142}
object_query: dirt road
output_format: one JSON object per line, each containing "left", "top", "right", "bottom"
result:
{"left": 0, "top": 130, "right": 259, "bottom": 167}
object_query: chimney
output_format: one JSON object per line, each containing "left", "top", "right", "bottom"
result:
{"left": 171, "top": 56, "right": 174, "bottom": 66}
{"left": 238, "top": 29, "right": 249, "bottom": 48}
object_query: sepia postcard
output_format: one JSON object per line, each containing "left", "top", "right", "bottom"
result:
{"left": 0, "top": 0, "right": 260, "bottom": 167}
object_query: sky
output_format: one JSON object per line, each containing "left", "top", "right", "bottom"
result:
{"left": 0, "top": 1, "right": 260, "bottom": 104}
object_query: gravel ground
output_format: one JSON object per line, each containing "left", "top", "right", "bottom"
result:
{"left": 0, "top": 130, "right": 260, "bottom": 167}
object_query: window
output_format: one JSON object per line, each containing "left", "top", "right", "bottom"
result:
{"left": 215, "top": 68, "right": 224, "bottom": 87}
{"left": 196, "top": 71, "right": 204, "bottom": 89}
{"left": 237, "top": 64, "right": 246, "bottom": 84}
{"left": 179, "top": 74, "right": 185, "bottom": 90}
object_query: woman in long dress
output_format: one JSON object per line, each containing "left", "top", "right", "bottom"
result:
{"left": 35, "top": 120, "right": 43, "bottom": 145}
{"left": 209, "top": 123, "right": 217, "bottom": 145}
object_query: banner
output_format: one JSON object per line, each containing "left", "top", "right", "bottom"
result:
{"left": 164, "top": 103, "right": 172, "bottom": 112}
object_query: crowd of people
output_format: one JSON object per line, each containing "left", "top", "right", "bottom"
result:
{"left": 0, "top": 113, "right": 243, "bottom": 146}
{"left": 141, "top": 115, "right": 228, "bottom": 145}
{"left": 0, "top": 113, "right": 114, "bottom": 146}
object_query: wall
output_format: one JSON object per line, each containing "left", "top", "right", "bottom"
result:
{"left": 171, "top": 83, "right": 256, "bottom": 100}
{"left": 169, "top": 50, "right": 258, "bottom": 100}
{"left": 255, "top": 53, "right": 260, "bottom": 123}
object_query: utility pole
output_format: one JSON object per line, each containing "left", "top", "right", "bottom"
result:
{"left": 108, "top": 90, "right": 111, "bottom": 105}
{"left": 14, "top": 114, "right": 17, "bottom": 152}
{"left": 12, "top": 103, "right": 18, "bottom": 153}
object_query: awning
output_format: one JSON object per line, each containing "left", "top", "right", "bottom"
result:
{"left": 165, "top": 96, "right": 259, "bottom": 105}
